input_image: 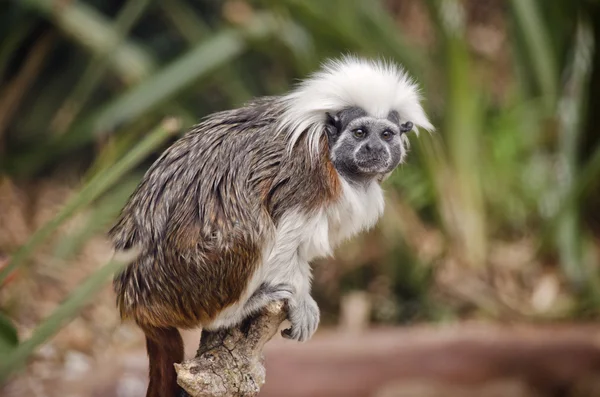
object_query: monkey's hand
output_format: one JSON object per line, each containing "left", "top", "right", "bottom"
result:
{"left": 282, "top": 294, "right": 320, "bottom": 342}
{"left": 244, "top": 283, "right": 294, "bottom": 315}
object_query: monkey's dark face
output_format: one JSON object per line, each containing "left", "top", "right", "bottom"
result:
{"left": 325, "top": 107, "right": 412, "bottom": 182}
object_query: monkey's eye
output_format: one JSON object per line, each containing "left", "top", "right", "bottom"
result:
{"left": 353, "top": 128, "right": 366, "bottom": 139}
{"left": 381, "top": 130, "right": 394, "bottom": 141}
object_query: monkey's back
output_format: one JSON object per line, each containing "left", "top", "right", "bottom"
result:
{"left": 109, "top": 97, "right": 337, "bottom": 329}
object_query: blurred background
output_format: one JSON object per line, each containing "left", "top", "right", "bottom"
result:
{"left": 1, "top": 0, "right": 600, "bottom": 396}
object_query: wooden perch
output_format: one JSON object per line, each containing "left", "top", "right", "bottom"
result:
{"left": 175, "top": 301, "right": 288, "bottom": 397}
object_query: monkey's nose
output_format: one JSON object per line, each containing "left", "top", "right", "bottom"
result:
{"left": 364, "top": 142, "right": 384, "bottom": 155}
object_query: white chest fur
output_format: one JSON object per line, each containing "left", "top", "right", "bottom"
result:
{"left": 206, "top": 177, "right": 385, "bottom": 330}
{"left": 299, "top": 178, "right": 385, "bottom": 261}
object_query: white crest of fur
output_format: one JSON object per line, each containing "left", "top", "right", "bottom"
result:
{"left": 278, "top": 55, "right": 434, "bottom": 157}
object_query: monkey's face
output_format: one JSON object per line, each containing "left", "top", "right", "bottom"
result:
{"left": 326, "top": 107, "right": 412, "bottom": 182}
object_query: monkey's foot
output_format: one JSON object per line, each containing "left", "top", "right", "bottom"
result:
{"left": 243, "top": 283, "right": 294, "bottom": 315}
{"left": 175, "top": 301, "right": 287, "bottom": 397}
{"left": 282, "top": 294, "right": 320, "bottom": 342}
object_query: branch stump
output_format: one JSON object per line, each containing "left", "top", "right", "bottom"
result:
{"left": 175, "top": 301, "right": 287, "bottom": 397}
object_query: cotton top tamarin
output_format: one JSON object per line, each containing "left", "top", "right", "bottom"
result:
{"left": 109, "top": 56, "right": 433, "bottom": 397}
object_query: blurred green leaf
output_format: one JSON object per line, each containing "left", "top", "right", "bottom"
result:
{"left": 0, "top": 118, "right": 179, "bottom": 285}
{"left": 509, "top": 0, "right": 559, "bottom": 111}
{"left": 0, "top": 19, "right": 34, "bottom": 82}
{"left": 51, "top": 176, "right": 141, "bottom": 262}
{"left": 553, "top": 20, "right": 594, "bottom": 287}
{"left": 427, "top": 0, "right": 487, "bottom": 267}
{"left": 17, "top": 0, "right": 153, "bottom": 82}
{"left": 81, "top": 12, "right": 278, "bottom": 135}
{"left": 159, "top": 0, "right": 256, "bottom": 103}
{"left": 0, "top": 258, "right": 128, "bottom": 381}
{"left": 0, "top": 312, "right": 19, "bottom": 356}
{"left": 5, "top": 12, "right": 282, "bottom": 175}
{"left": 1, "top": 0, "right": 600, "bottom": 380}
{"left": 51, "top": 0, "right": 153, "bottom": 134}
{"left": 281, "top": 0, "right": 425, "bottom": 78}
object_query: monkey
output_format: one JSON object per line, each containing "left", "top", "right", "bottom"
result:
{"left": 108, "top": 56, "right": 433, "bottom": 397}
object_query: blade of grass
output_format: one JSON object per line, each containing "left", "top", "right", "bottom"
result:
{"left": 51, "top": 175, "right": 142, "bottom": 262}
{"left": 540, "top": 139, "right": 600, "bottom": 245}
{"left": 0, "top": 18, "right": 35, "bottom": 82}
{"left": 509, "top": 0, "right": 559, "bottom": 111}
{"left": 84, "top": 12, "right": 278, "bottom": 136}
{"left": 426, "top": 0, "right": 486, "bottom": 268}
{"left": 160, "top": 0, "right": 210, "bottom": 41}
{"left": 51, "top": 0, "right": 153, "bottom": 135}
{"left": 5, "top": 12, "right": 279, "bottom": 176}
{"left": 0, "top": 118, "right": 180, "bottom": 285}
{"left": 281, "top": 0, "right": 425, "bottom": 79}
{"left": 16, "top": 0, "right": 153, "bottom": 83}
{"left": 554, "top": 20, "right": 593, "bottom": 287}
{"left": 0, "top": 257, "right": 130, "bottom": 381}
{"left": 0, "top": 31, "right": 55, "bottom": 151}
{"left": 14, "top": 0, "right": 197, "bottom": 157}
{"left": 0, "top": 312, "right": 19, "bottom": 356}
{"left": 159, "top": 0, "right": 255, "bottom": 104}
{"left": 83, "top": 117, "right": 160, "bottom": 181}
{"left": 354, "top": 0, "right": 429, "bottom": 82}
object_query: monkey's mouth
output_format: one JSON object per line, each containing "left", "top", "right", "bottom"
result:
{"left": 355, "top": 156, "right": 392, "bottom": 174}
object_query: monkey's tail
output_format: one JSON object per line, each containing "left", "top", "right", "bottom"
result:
{"left": 142, "top": 325, "right": 185, "bottom": 397}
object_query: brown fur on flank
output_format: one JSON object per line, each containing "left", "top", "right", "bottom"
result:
{"left": 109, "top": 97, "right": 341, "bottom": 397}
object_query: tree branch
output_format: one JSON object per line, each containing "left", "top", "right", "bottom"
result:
{"left": 175, "top": 301, "right": 287, "bottom": 397}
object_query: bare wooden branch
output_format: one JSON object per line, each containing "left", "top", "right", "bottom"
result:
{"left": 175, "top": 301, "right": 287, "bottom": 397}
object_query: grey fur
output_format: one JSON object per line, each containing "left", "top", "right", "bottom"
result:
{"left": 326, "top": 107, "right": 407, "bottom": 184}
{"left": 111, "top": 56, "right": 430, "bottom": 397}
{"left": 110, "top": 98, "right": 411, "bottom": 337}
{"left": 110, "top": 96, "right": 338, "bottom": 333}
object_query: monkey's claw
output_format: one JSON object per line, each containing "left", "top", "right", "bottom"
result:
{"left": 282, "top": 294, "right": 320, "bottom": 342}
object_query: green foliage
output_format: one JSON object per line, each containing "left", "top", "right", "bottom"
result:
{"left": 0, "top": 119, "right": 179, "bottom": 285}
{"left": 1, "top": 0, "right": 600, "bottom": 382}
{"left": 0, "top": 313, "right": 19, "bottom": 356}
{"left": 0, "top": 258, "right": 128, "bottom": 381}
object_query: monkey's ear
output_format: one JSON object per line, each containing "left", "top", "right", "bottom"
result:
{"left": 400, "top": 121, "right": 414, "bottom": 133}
{"left": 325, "top": 112, "right": 341, "bottom": 138}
